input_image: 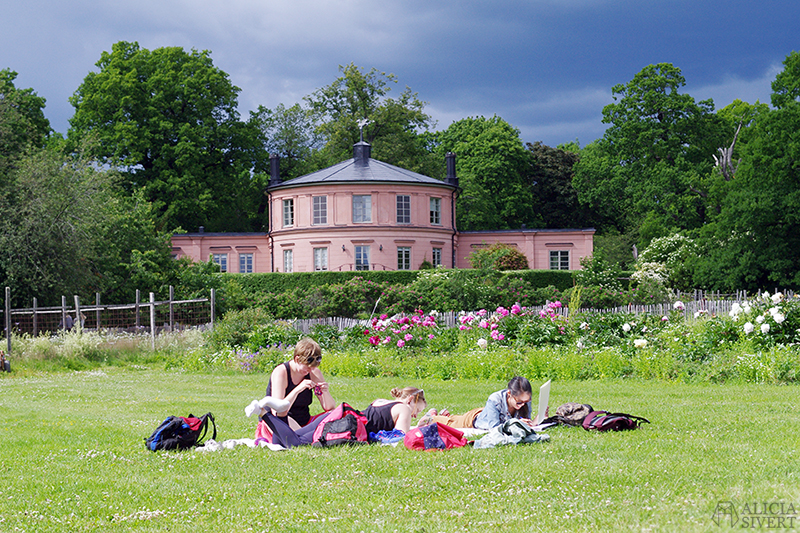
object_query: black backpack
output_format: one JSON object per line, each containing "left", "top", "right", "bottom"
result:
{"left": 582, "top": 411, "right": 650, "bottom": 431}
{"left": 145, "top": 413, "right": 216, "bottom": 451}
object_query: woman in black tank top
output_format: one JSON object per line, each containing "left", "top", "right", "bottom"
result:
{"left": 262, "top": 338, "right": 335, "bottom": 428}
{"left": 363, "top": 386, "right": 427, "bottom": 434}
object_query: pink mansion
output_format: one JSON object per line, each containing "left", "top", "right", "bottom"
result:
{"left": 171, "top": 142, "right": 594, "bottom": 273}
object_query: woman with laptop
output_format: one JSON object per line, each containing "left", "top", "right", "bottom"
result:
{"left": 418, "top": 376, "right": 537, "bottom": 430}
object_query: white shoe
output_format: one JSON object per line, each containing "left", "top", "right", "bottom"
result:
{"left": 244, "top": 400, "right": 265, "bottom": 418}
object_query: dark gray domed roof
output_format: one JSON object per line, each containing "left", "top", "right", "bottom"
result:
{"left": 268, "top": 142, "right": 456, "bottom": 191}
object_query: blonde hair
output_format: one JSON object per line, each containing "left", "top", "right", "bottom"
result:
{"left": 390, "top": 387, "right": 426, "bottom": 406}
{"left": 293, "top": 338, "right": 322, "bottom": 367}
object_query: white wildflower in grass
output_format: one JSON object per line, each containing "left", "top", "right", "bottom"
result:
{"left": 756, "top": 315, "right": 765, "bottom": 324}
{"left": 774, "top": 313, "right": 786, "bottom": 324}
{"left": 762, "top": 291, "right": 770, "bottom": 300}
{"left": 580, "top": 322, "right": 589, "bottom": 330}
{"left": 673, "top": 301, "right": 685, "bottom": 311}
{"left": 729, "top": 303, "right": 743, "bottom": 318}
{"left": 477, "top": 338, "right": 488, "bottom": 349}
{"left": 743, "top": 304, "right": 752, "bottom": 314}
{"left": 633, "top": 339, "right": 648, "bottom": 348}
{"left": 622, "top": 323, "right": 631, "bottom": 333}
{"left": 771, "top": 292, "right": 784, "bottom": 304}
{"left": 743, "top": 322, "right": 755, "bottom": 334}
{"left": 761, "top": 323, "right": 770, "bottom": 334}
{"left": 576, "top": 340, "right": 585, "bottom": 349}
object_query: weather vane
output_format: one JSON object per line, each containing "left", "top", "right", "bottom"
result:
{"left": 358, "top": 119, "right": 371, "bottom": 143}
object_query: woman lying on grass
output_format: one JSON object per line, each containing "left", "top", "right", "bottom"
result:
{"left": 246, "top": 386, "right": 427, "bottom": 448}
{"left": 362, "top": 386, "right": 427, "bottom": 434}
{"left": 419, "top": 376, "right": 537, "bottom": 430}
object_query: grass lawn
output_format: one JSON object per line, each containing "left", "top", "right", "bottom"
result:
{"left": 1, "top": 368, "right": 798, "bottom": 532}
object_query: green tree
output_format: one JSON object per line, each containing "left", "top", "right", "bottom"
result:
{"left": 771, "top": 50, "right": 800, "bottom": 109}
{"left": 251, "top": 103, "right": 321, "bottom": 181}
{"left": 691, "top": 102, "right": 800, "bottom": 290}
{"left": 68, "top": 41, "right": 264, "bottom": 232}
{"left": 432, "top": 116, "right": 538, "bottom": 231}
{"left": 0, "top": 69, "right": 51, "bottom": 179}
{"left": 304, "top": 63, "right": 439, "bottom": 175}
{"left": 526, "top": 141, "right": 594, "bottom": 229}
{"left": 574, "top": 63, "right": 728, "bottom": 236}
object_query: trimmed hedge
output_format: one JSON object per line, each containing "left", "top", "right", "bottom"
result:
{"left": 226, "top": 269, "right": 575, "bottom": 296}
{"left": 226, "top": 270, "right": 420, "bottom": 295}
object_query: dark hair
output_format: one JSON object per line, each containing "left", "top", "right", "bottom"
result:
{"left": 507, "top": 376, "right": 532, "bottom": 418}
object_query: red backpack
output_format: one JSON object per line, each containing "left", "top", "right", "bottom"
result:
{"left": 404, "top": 423, "right": 468, "bottom": 451}
{"left": 312, "top": 403, "right": 369, "bottom": 447}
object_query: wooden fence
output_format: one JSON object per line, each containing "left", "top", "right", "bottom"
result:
{"left": 2, "top": 287, "right": 215, "bottom": 353}
{"left": 291, "top": 289, "right": 796, "bottom": 333}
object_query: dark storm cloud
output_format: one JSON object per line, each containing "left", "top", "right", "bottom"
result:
{"left": 1, "top": 0, "right": 797, "bottom": 147}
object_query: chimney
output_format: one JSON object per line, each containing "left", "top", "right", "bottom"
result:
{"left": 445, "top": 152, "right": 458, "bottom": 187}
{"left": 269, "top": 154, "right": 281, "bottom": 186}
{"left": 353, "top": 141, "right": 371, "bottom": 166}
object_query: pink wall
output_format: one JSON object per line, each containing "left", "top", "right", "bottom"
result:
{"left": 171, "top": 184, "right": 594, "bottom": 273}
{"left": 455, "top": 229, "right": 596, "bottom": 270}
{"left": 171, "top": 233, "right": 271, "bottom": 273}
{"left": 268, "top": 182, "right": 457, "bottom": 272}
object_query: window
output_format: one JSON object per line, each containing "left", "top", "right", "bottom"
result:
{"left": 550, "top": 250, "right": 570, "bottom": 270}
{"left": 239, "top": 253, "right": 253, "bottom": 273}
{"left": 282, "top": 199, "right": 294, "bottom": 227}
{"left": 432, "top": 247, "right": 442, "bottom": 267}
{"left": 314, "top": 247, "right": 328, "bottom": 271}
{"left": 355, "top": 246, "right": 370, "bottom": 271}
{"left": 353, "top": 195, "right": 372, "bottom": 223}
{"left": 396, "top": 195, "right": 411, "bottom": 224}
{"left": 313, "top": 196, "right": 327, "bottom": 225}
{"left": 430, "top": 197, "right": 441, "bottom": 225}
{"left": 397, "top": 247, "right": 411, "bottom": 270}
{"left": 212, "top": 253, "right": 227, "bottom": 272}
{"left": 283, "top": 249, "right": 293, "bottom": 273}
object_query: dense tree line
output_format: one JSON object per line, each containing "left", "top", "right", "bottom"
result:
{"left": 2, "top": 41, "right": 799, "bottom": 305}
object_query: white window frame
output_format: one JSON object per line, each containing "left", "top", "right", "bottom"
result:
{"left": 353, "top": 195, "right": 372, "bottom": 223}
{"left": 314, "top": 247, "right": 328, "bottom": 271}
{"left": 239, "top": 253, "right": 253, "bottom": 273}
{"left": 212, "top": 253, "right": 228, "bottom": 272}
{"left": 430, "top": 197, "right": 441, "bottom": 225}
{"left": 432, "top": 247, "right": 442, "bottom": 267}
{"left": 282, "top": 198, "right": 294, "bottom": 227}
{"left": 397, "top": 246, "right": 411, "bottom": 270}
{"left": 313, "top": 196, "right": 327, "bottom": 225}
{"left": 396, "top": 195, "right": 411, "bottom": 224}
{"left": 550, "top": 250, "right": 570, "bottom": 270}
{"left": 355, "top": 245, "right": 370, "bottom": 271}
{"left": 283, "top": 249, "right": 293, "bottom": 273}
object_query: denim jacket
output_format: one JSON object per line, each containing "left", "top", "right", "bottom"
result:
{"left": 473, "top": 389, "right": 532, "bottom": 430}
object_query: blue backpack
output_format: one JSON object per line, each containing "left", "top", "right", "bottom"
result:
{"left": 145, "top": 413, "right": 216, "bottom": 451}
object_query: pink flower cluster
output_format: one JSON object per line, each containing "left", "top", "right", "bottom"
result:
{"left": 365, "top": 309, "right": 438, "bottom": 348}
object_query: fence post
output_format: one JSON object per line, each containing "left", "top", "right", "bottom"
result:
{"left": 210, "top": 288, "right": 215, "bottom": 330}
{"left": 169, "top": 285, "right": 174, "bottom": 332}
{"left": 135, "top": 289, "right": 140, "bottom": 330}
{"left": 74, "top": 295, "right": 81, "bottom": 334}
{"left": 33, "top": 297, "right": 38, "bottom": 337}
{"left": 96, "top": 293, "right": 101, "bottom": 331}
{"left": 61, "top": 296, "right": 67, "bottom": 331}
{"left": 149, "top": 292, "right": 156, "bottom": 350}
{"left": 5, "top": 287, "right": 10, "bottom": 354}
